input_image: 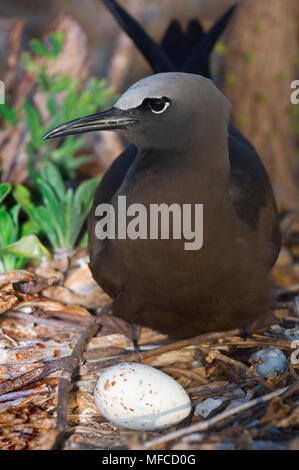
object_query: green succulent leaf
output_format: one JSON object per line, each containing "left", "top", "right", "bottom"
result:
{"left": 74, "top": 178, "right": 99, "bottom": 212}
{"left": 0, "top": 183, "right": 11, "bottom": 205}
{"left": 65, "top": 155, "right": 94, "bottom": 170}
{"left": 48, "top": 31, "right": 64, "bottom": 57}
{"left": 0, "top": 235, "right": 50, "bottom": 264}
{"left": 20, "top": 52, "right": 36, "bottom": 73}
{"left": 47, "top": 96, "right": 57, "bottom": 116}
{"left": 6, "top": 31, "right": 115, "bottom": 252}
{"left": 0, "top": 206, "right": 14, "bottom": 246}
{"left": 30, "top": 39, "right": 53, "bottom": 58}
{"left": 30, "top": 32, "right": 64, "bottom": 60}
{"left": 12, "top": 184, "right": 35, "bottom": 212}
{"left": 78, "top": 231, "right": 88, "bottom": 248}
{"left": 40, "top": 161, "right": 65, "bottom": 201}
{"left": 0, "top": 104, "right": 19, "bottom": 126}
{"left": 21, "top": 219, "right": 40, "bottom": 238}
{"left": 23, "top": 99, "right": 43, "bottom": 150}
{"left": 12, "top": 170, "right": 99, "bottom": 250}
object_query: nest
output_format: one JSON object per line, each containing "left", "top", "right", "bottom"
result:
{"left": 0, "top": 243, "right": 298, "bottom": 451}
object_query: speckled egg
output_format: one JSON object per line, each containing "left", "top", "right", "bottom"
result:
{"left": 94, "top": 362, "right": 191, "bottom": 430}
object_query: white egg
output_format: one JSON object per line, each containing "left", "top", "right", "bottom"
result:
{"left": 94, "top": 362, "right": 191, "bottom": 430}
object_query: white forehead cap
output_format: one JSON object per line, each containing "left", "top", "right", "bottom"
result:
{"left": 114, "top": 74, "right": 172, "bottom": 111}
{"left": 114, "top": 72, "right": 231, "bottom": 116}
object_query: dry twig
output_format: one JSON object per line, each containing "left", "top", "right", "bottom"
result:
{"left": 83, "top": 329, "right": 241, "bottom": 374}
{"left": 52, "top": 305, "right": 112, "bottom": 449}
{"left": 0, "top": 357, "right": 67, "bottom": 396}
{"left": 143, "top": 386, "right": 291, "bottom": 449}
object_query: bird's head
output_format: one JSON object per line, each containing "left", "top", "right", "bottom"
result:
{"left": 43, "top": 72, "right": 231, "bottom": 151}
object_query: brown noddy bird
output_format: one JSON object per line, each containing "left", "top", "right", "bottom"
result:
{"left": 43, "top": 72, "right": 281, "bottom": 339}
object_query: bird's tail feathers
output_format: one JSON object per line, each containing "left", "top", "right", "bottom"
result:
{"left": 182, "top": 5, "right": 237, "bottom": 76}
{"left": 102, "top": 0, "right": 236, "bottom": 78}
{"left": 101, "top": 0, "right": 174, "bottom": 73}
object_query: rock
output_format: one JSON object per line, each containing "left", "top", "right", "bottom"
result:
{"left": 250, "top": 348, "right": 287, "bottom": 378}
{"left": 268, "top": 323, "right": 299, "bottom": 341}
{"left": 284, "top": 328, "right": 299, "bottom": 341}
{"left": 194, "top": 398, "right": 223, "bottom": 418}
{"left": 224, "top": 387, "right": 249, "bottom": 411}
{"left": 281, "top": 317, "right": 299, "bottom": 329}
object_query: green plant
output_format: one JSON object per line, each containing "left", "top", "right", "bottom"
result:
{"left": 24, "top": 73, "right": 115, "bottom": 179}
{"left": 29, "top": 31, "right": 64, "bottom": 60}
{"left": 19, "top": 33, "right": 116, "bottom": 179}
{"left": 0, "top": 32, "right": 117, "bottom": 178}
{"left": 0, "top": 32, "right": 106, "bottom": 259}
{"left": 13, "top": 162, "right": 99, "bottom": 250}
{"left": 0, "top": 103, "right": 19, "bottom": 128}
{"left": 0, "top": 183, "right": 49, "bottom": 272}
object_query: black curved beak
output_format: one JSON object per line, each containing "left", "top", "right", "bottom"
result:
{"left": 42, "top": 107, "right": 138, "bottom": 140}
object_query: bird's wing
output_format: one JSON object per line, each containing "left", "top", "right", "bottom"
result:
{"left": 98, "top": 0, "right": 280, "bottom": 270}
{"left": 92, "top": 144, "right": 137, "bottom": 206}
{"left": 228, "top": 124, "right": 281, "bottom": 267}
{"left": 87, "top": 144, "right": 137, "bottom": 260}
{"left": 101, "top": 0, "right": 174, "bottom": 73}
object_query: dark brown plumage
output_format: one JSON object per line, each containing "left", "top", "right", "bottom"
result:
{"left": 43, "top": 2, "right": 281, "bottom": 340}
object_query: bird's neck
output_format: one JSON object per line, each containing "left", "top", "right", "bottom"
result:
{"left": 190, "top": 124, "right": 230, "bottom": 184}
{"left": 134, "top": 124, "right": 230, "bottom": 190}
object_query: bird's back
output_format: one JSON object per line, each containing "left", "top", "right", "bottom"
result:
{"left": 228, "top": 123, "right": 281, "bottom": 269}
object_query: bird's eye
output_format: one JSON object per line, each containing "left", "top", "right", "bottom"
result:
{"left": 146, "top": 97, "right": 170, "bottom": 114}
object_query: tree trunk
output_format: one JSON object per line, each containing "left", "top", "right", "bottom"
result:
{"left": 221, "top": 0, "right": 299, "bottom": 213}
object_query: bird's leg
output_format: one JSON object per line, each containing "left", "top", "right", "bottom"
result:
{"left": 97, "top": 310, "right": 141, "bottom": 352}
{"left": 132, "top": 330, "right": 141, "bottom": 353}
